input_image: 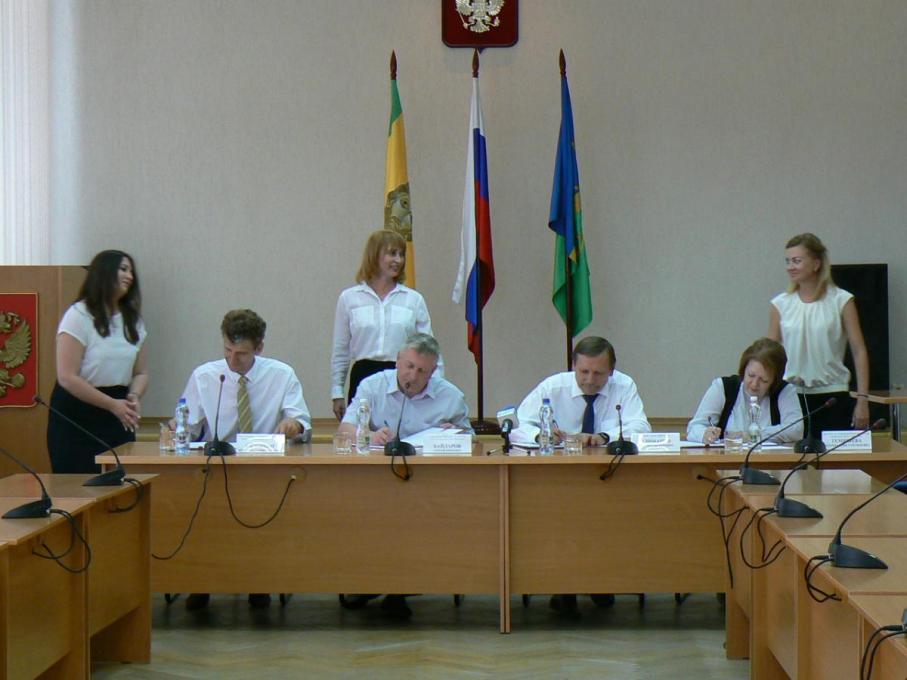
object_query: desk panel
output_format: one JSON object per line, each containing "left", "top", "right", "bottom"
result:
{"left": 0, "top": 498, "right": 91, "bottom": 680}
{"left": 509, "top": 461, "right": 723, "bottom": 593}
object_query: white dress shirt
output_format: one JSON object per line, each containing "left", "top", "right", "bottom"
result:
{"left": 181, "top": 356, "right": 311, "bottom": 442}
{"left": 330, "top": 283, "right": 442, "bottom": 399}
{"left": 341, "top": 369, "right": 472, "bottom": 438}
{"left": 771, "top": 286, "right": 854, "bottom": 394}
{"left": 512, "top": 370, "right": 651, "bottom": 443}
{"left": 686, "top": 378, "right": 804, "bottom": 443}
{"left": 57, "top": 301, "right": 147, "bottom": 386}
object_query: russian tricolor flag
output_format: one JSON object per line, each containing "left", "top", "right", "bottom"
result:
{"left": 452, "top": 76, "right": 495, "bottom": 362}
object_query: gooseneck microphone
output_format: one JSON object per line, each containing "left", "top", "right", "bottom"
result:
{"left": 205, "top": 374, "right": 235, "bottom": 456}
{"left": 606, "top": 404, "right": 638, "bottom": 456}
{"left": 739, "top": 397, "right": 836, "bottom": 485}
{"left": 0, "top": 446, "right": 53, "bottom": 518}
{"left": 35, "top": 394, "right": 126, "bottom": 486}
{"left": 774, "top": 419, "right": 887, "bottom": 518}
{"left": 827, "top": 464, "right": 907, "bottom": 570}
{"left": 385, "top": 387, "right": 415, "bottom": 457}
{"left": 795, "top": 392, "right": 831, "bottom": 454}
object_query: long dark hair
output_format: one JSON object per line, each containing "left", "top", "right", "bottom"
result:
{"left": 78, "top": 250, "right": 142, "bottom": 344}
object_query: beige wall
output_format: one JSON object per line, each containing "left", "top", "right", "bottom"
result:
{"left": 48, "top": 1, "right": 907, "bottom": 419}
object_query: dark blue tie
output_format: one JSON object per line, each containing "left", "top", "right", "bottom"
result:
{"left": 582, "top": 394, "right": 596, "bottom": 434}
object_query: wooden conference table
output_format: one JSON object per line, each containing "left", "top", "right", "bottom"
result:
{"left": 100, "top": 439, "right": 907, "bottom": 635}
{"left": 723, "top": 469, "right": 907, "bottom": 679}
{"left": 0, "top": 474, "right": 154, "bottom": 679}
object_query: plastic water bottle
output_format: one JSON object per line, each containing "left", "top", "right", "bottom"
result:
{"left": 174, "top": 397, "right": 190, "bottom": 456}
{"left": 538, "top": 398, "right": 555, "bottom": 456}
{"left": 355, "top": 398, "right": 371, "bottom": 454}
{"left": 747, "top": 395, "right": 762, "bottom": 451}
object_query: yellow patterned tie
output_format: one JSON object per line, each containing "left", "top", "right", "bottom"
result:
{"left": 237, "top": 375, "right": 253, "bottom": 433}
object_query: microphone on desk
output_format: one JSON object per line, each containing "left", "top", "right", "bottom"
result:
{"left": 0, "top": 446, "right": 53, "bottom": 518}
{"left": 384, "top": 386, "right": 415, "bottom": 457}
{"left": 34, "top": 394, "right": 126, "bottom": 487}
{"left": 826, "top": 463, "right": 907, "bottom": 570}
{"left": 773, "top": 419, "right": 887, "bottom": 518}
{"left": 496, "top": 405, "right": 517, "bottom": 454}
{"left": 739, "top": 397, "right": 835, "bottom": 486}
{"left": 204, "top": 375, "right": 235, "bottom": 456}
{"left": 606, "top": 405, "right": 638, "bottom": 456}
{"left": 794, "top": 393, "right": 834, "bottom": 454}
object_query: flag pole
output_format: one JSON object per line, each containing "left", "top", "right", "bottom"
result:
{"left": 390, "top": 49, "right": 396, "bottom": 80}
{"left": 561, "top": 50, "right": 575, "bottom": 371}
{"left": 471, "top": 49, "right": 496, "bottom": 434}
{"left": 474, "top": 50, "right": 484, "bottom": 422}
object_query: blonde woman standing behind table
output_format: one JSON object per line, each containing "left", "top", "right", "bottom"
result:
{"left": 767, "top": 233, "right": 870, "bottom": 438}
{"left": 330, "top": 230, "right": 441, "bottom": 421}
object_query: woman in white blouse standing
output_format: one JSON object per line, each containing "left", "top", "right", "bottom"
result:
{"left": 47, "top": 250, "right": 148, "bottom": 473}
{"left": 330, "top": 230, "right": 439, "bottom": 420}
{"left": 767, "top": 233, "right": 870, "bottom": 437}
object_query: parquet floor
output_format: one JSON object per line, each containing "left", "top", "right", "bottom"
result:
{"left": 92, "top": 593, "right": 748, "bottom": 679}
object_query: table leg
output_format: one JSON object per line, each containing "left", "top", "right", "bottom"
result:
{"left": 891, "top": 403, "right": 901, "bottom": 442}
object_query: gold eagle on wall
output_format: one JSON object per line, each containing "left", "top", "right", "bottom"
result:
{"left": 455, "top": 0, "right": 505, "bottom": 33}
{"left": 0, "top": 312, "right": 32, "bottom": 398}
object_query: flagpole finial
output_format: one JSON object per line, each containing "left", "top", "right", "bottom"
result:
{"left": 390, "top": 51, "right": 397, "bottom": 80}
{"left": 472, "top": 49, "right": 479, "bottom": 77}
{"left": 559, "top": 49, "right": 566, "bottom": 76}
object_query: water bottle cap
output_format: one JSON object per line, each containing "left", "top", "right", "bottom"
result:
{"left": 359, "top": 398, "right": 369, "bottom": 406}
{"left": 542, "top": 398, "right": 551, "bottom": 404}
{"left": 178, "top": 397, "right": 187, "bottom": 404}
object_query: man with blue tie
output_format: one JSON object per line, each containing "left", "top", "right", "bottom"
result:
{"left": 512, "top": 335, "right": 651, "bottom": 614}
{"left": 513, "top": 336, "right": 651, "bottom": 447}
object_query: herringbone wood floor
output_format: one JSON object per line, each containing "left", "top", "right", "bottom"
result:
{"left": 92, "top": 593, "right": 748, "bottom": 679}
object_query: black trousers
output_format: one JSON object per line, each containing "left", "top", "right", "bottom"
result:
{"left": 347, "top": 359, "right": 395, "bottom": 404}
{"left": 46, "top": 382, "right": 135, "bottom": 473}
{"left": 799, "top": 391, "right": 855, "bottom": 439}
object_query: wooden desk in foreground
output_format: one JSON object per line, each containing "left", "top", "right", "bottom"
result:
{"left": 0, "top": 497, "right": 92, "bottom": 680}
{"left": 99, "top": 440, "right": 907, "bottom": 635}
{"left": 0, "top": 474, "right": 154, "bottom": 665}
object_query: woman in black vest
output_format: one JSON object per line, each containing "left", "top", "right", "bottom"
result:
{"left": 687, "top": 338, "right": 803, "bottom": 445}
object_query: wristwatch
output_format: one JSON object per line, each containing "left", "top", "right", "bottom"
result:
{"left": 597, "top": 432, "right": 610, "bottom": 445}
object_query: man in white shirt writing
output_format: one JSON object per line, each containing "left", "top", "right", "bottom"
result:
{"left": 337, "top": 333, "right": 471, "bottom": 618}
{"left": 513, "top": 335, "right": 651, "bottom": 614}
{"left": 513, "top": 335, "right": 650, "bottom": 448}
{"left": 177, "top": 308, "right": 311, "bottom": 611}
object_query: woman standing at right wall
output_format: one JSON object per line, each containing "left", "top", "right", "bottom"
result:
{"left": 768, "top": 233, "right": 870, "bottom": 437}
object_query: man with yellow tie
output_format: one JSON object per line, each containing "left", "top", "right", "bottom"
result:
{"left": 177, "top": 308, "right": 311, "bottom": 611}
{"left": 180, "top": 308, "right": 311, "bottom": 444}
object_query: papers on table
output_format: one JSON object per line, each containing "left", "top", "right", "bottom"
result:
{"left": 678, "top": 439, "right": 794, "bottom": 451}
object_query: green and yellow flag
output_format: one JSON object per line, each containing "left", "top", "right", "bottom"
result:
{"left": 384, "top": 51, "right": 414, "bottom": 288}
{"left": 549, "top": 55, "right": 592, "bottom": 336}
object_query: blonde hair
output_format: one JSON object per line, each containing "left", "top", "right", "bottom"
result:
{"left": 356, "top": 230, "right": 407, "bottom": 284}
{"left": 785, "top": 232, "right": 832, "bottom": 298}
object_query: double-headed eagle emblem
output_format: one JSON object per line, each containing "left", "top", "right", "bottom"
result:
{"left": 0, "top": 312, "right": 32, "bottom": 398}
{"left": 455, "top": 0, "right": 505, "bottom": 34}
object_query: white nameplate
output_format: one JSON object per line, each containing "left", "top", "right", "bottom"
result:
{"left": 236, "top": 433, "right": 286, "bottom": 455}
{"left": 821, "top": 430, "right": 872, "bottom": 452}
{"left": 632, "top": 432, "right": 681, "bottom": 452}
{"left": 422, "top": 433, "right": 473, "bottom": 455}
